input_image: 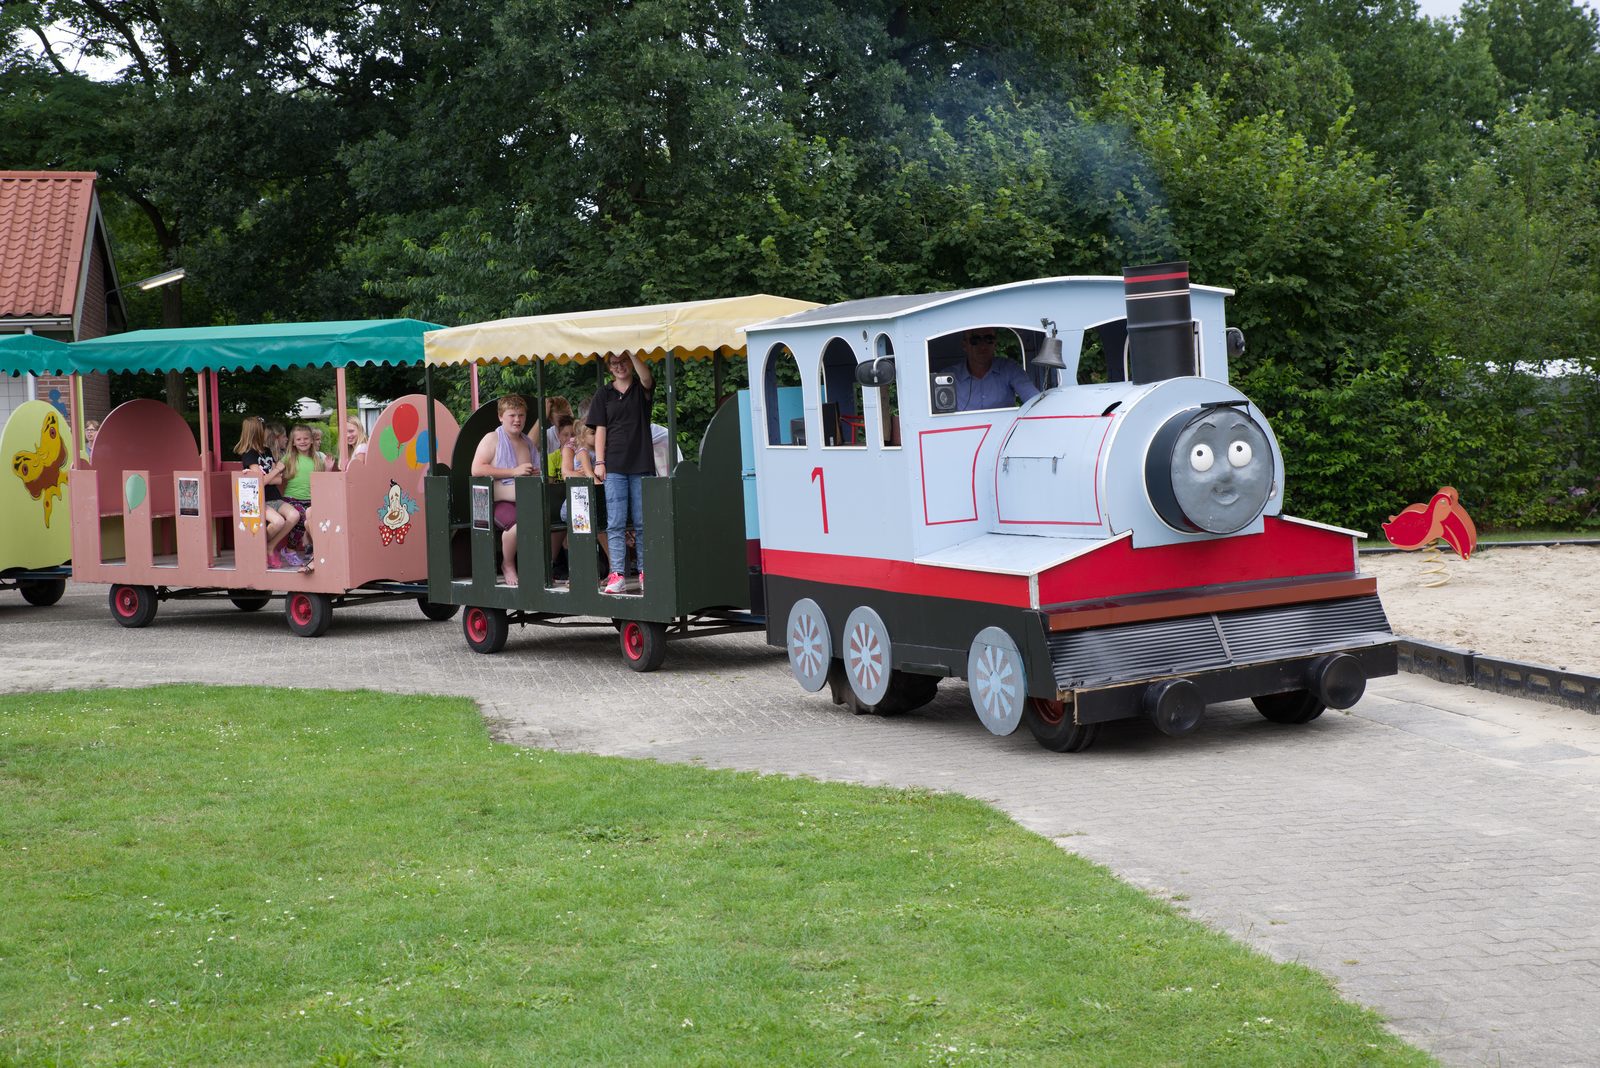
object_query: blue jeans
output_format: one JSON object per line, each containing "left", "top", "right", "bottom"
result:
{"left": 604, "top": 473, "right": 644, "bottom": 574}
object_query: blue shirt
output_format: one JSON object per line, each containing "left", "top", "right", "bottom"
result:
{"left": 954, "top": 359, "right": 1040, "bottom": 411}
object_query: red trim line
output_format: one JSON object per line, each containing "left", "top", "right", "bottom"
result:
{"left": 764, "top": 547, "right": 1031, "bottom": 606}
{"left": 762, "top": 516, "right": 1357, "bottom": 610}
{"left": 1125, "top": 270, "right": 1190, "bottom": 284}
{"left": 918, "top": 423, "right": 990, "bottom": 526}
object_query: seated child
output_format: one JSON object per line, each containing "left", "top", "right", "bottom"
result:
{"left": 276, "top": 423, "right": 321, "bottom": 569}
{"left": 470, "top": 394, "right": 539, "bottom": 587}
{"left": 560, "top": 421, "right": 607, "bottom": 570}
{"left": 235, "top": 416, "right": 289, "bottom": 565}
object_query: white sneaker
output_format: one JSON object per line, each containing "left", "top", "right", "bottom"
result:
{"left": 637, "top": 570, "right": 644, "bottom": 592}
{"left": 603, "top": 572, "right": 625, "bottom": 594}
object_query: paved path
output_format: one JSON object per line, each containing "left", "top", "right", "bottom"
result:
{"left": 6, "top": 584, "right": 1600, "bottom": 1066}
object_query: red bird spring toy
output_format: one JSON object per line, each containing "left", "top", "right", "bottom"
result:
{"left": 1382, "top": 486, "right": 1478, "bottom": 560}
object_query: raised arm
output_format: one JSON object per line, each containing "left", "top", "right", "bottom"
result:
{"left": 631, "top": 350, "right": 654, "bottom": 390}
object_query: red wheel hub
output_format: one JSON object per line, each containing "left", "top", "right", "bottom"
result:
{"left": 623, "top": 622, "right": 644, "bottom": 659}
{"left": 114, "top": 587, "right": 138, "bottom": 617}
{"left": 289, "top": 595, "right": 313, "bottom": 626}
{"left": 466, "top": 609, "right": 487, "bottom": 642}
{"left": 1031, "top": 697, "right": 1065, "bottom": 727}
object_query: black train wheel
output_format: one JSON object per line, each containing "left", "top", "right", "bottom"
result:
{"left": 19, "top": 578, "right": 66, "bottom": 606}
{"left": 1024, "top": 697, "right": 1100, "bottom": 753}
{"left": 1252, "top": 690, "right": 1326, "bottom": 724}
{"left": 829, "top": 663, "right": 939, "bottom": 717}
{"left": 418, "top": 597, "right": 460, "bottom": 622}
{"left": 229, "top": 591, "right": 271, "bottom": 612}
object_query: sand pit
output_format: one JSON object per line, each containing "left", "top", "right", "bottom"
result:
{"left": 1362, "top": 544, "right": 1600, "bottom": 675}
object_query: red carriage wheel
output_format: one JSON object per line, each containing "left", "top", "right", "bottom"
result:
{"left": 108, "top": 584, "right": 158, "bottom": 628}
{"left": 463, "top": 606, "right": 508, "bottom": 654}
{"left": 619, "top": 619, "right": 667, "bottom": 672}
{"left": 284, "top": 591, "right": 333, "bottom": 638}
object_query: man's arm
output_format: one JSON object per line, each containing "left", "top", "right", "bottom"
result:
{"left": 1011, "top": 360, "right": 1041, "bottom": 402}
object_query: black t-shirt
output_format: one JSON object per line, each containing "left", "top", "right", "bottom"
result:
{"left": 240, "top": 449, "right": 282, "bottom": 500}
{"left": 587, "top": 381, "right": 655, "bottom": 475}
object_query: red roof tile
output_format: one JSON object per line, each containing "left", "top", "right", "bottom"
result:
{"left": 0, "top": 171, "right": 99, "bottom": 320}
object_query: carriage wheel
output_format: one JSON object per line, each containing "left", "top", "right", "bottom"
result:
{"left": 108, "top": 584, "right": 158, "bottom": 628}
{"left": 229, "top": 591, "right": 271, "bottom": 612}
{"left": 1024, "top": 697, "right": 1100, "bottom": 753}
{"left": 284, "top": 591, "right": 333, "bottom": 638}
{"left": 785, "top": 598, "right": 832, "bottom": 693}
{"left": 967, "top": 626, "right": 1026, "bottom": 736}
{"left": 463, "top": 606, "right": 508, "bottom": 654}
{"left": 619, "top": 619, "right": 668, "bottom": 672}
{"left": 418, "top": 597, "right": 460, "bottom": 622}
{"left": 841, "top": 606, "right": 893, "bottom": 706}
{"left": 19, "top": 578, "right": 66, "bottom": 607}
{"left": 1252, "top": 690, "right": 1326, "bottom": 724}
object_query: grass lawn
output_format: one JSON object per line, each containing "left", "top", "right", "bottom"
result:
{"left": 0, "top": 686, "right": 1430, "bottom": 1066}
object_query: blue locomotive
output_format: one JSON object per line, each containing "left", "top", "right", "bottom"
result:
{"left": 744, "top": 264, "right": 1396, "bottom": 751}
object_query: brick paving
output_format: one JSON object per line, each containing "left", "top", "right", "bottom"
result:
{"left": 6, "top": 583, "right": 1600, "bottom": 1066}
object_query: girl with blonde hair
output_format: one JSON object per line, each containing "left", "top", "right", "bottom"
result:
{"left": 235, "top": 416, "right": 290, "bottom": 566}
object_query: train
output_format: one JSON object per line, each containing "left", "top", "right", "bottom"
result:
{"left": 4, "top": 266, "right": 1396, "bottom": 751}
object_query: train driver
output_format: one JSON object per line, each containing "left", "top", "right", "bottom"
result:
{"left": 955, "top": 328, "right": 1039, "bottom": 411}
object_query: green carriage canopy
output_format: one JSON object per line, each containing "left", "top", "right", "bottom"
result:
{"left": 68, "top": 319, "right": 444, "bottom": 375}
{"left": 0, "top": 332, "right": 77, "bottom": 376}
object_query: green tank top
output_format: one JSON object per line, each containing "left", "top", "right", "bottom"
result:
{"left": 283, "top": 454, "right": 318, "bottom": 499}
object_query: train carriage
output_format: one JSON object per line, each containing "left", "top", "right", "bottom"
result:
{"left": 1, "top": 332, "right": 77, "bottom": 607}
{"left": 746, "top": 266, "right": 1398, "bottom": 751}
{"left": 65, "top": 320, "right": 460, "bottom": 634}
{"left": 421, "top": 294, "right": 820, "bottom": 670}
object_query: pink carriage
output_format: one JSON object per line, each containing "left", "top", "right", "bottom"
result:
{"left": 66, "top": 320, "right": 458, "bottom": 635}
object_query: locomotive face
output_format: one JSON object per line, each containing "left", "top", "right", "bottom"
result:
{"left": 1152, "top": 406, "right": 1274, "bottom": 534}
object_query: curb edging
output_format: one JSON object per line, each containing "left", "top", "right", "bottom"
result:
{"left": 1397, "top": 640, "right": 1600, "bottom": 714}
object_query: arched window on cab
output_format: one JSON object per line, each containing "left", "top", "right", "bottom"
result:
{"left": 763, "top": 343, "right": 805, "bottom": 446}
{"left": 818, "top": 337, "right": 866, "bottom": 448}
{"left": 869, "top": 334, "right": 901, "bottom": 447}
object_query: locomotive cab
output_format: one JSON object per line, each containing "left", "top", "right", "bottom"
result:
{"left": 747, "top": 265, "right": 1396, "bottom": 752}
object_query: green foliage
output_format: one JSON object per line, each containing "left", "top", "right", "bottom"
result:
{"left": 1252, "top": 352, "right": 1600, "bottom": 531}
{"left": 4, "top": 0, "right": 1600, "bottom": 529}
{"left": 1095, "top": 71, "right": 1415, "bottom": 385}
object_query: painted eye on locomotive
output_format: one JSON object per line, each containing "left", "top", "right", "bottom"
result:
{"left": 1146, "top": 403, "right": 1274, "bottom": 534}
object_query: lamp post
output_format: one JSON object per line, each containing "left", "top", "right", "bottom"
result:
{"left": 108, "top": 267, "right": 187, "bottom": 408}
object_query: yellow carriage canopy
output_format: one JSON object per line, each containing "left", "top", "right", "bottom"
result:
{"left": 423, "top": 294, "right": 822, "bottom": 367}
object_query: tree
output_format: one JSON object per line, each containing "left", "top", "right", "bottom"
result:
{"left": 1459, "top": 0, "right": 1600, "bottom": 115}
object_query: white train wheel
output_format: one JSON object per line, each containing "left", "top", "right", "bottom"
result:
{"left": 968, "top": 626, "right": 1025, "bottom": 736}
{"left": 842, "top": 605, "right": 893, "bottom": 706}
{"left": 786, "top": 598, "right": 832, "bottom": 693}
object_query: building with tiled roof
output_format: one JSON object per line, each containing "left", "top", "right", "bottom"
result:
{"left": 0, "top": 170, "right": 128, "bottom": 424}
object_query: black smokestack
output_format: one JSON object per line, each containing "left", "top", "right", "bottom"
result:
{"left": 1124, "top": 261, "right": 1197, "bottom": 384}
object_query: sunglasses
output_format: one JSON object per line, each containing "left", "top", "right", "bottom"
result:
{"left": 606, "top": 357, "right": 630, "bottom": 366}
{"left": 967, "top": 333, "right": 996, "bottom": 344}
